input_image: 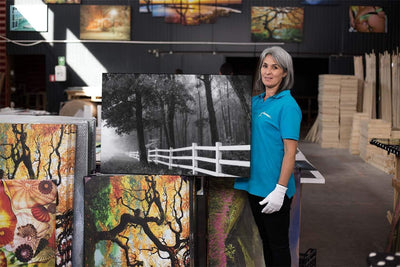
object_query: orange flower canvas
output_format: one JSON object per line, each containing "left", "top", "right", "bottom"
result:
{"left": 0, "top": 179, "right": 57, "bottom": 266}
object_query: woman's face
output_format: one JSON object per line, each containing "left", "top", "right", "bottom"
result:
{"left": 261, "top": 54, "right": 287, "bottom": 91}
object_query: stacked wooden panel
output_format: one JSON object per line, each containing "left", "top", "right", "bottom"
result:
{"left": 359, "top": 119, "right": 393, "bottom": 174}
{"left": 379, "top": 51, "right": 392, "bottom": 123}
{"left": 318, "top": 75, "right": 340, "bottom": 148}
{"left": 392, "top": 129, "right": 400, "bottom": 139}
{"left": 339, "top": 76, "right": 359, "bottom": 148}
{"left": 393, "top": 50, "right": 400, "bottom": 129}
{"left": 364, "top": 52, "right": 377, "bottom": 119}
{"left": 353, "top": 55, "right": 364, "bottom": 112}
{"left": 349, "top": 112, "right": 369, "bottom": 155}
{"left": 317, "top": 74, "right": 359, "bottom": 148}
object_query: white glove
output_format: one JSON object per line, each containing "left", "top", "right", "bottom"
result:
{"left": 259, "top": 184, "right": 287, "bottom": 214}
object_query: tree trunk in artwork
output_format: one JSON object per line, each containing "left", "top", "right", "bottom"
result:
{"left": 167, "top": 95, "right": 176, "bottom": 149}
{"left": 226, "top": 76, "right": 251, "bottom": 121}
{"left": 11, "top": 124, "right": 36, "bottom": 179}
{"left": 197, "top": 87, "right": 204, "bottom": 146}
{"left": 135, "top": 90, "right": 148, "bottom": 165}
{"left": 202, "top": 75, "right": 219, "bottom": 144}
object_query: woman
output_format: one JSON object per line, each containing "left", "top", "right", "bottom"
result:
{"left": 234, "top": 46, "right": 302, "bottom": 266}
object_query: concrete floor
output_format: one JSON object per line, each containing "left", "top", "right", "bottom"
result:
{"left": 298, "top": 141, "right": 394, "bottom": 267}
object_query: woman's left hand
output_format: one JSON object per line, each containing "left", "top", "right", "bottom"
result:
{"left": 259, "top": 184, "right": 287, "bottom": 213}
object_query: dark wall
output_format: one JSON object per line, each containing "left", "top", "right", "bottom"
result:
{"left": 6, "top": 0, "right": 400, "bottom": 112}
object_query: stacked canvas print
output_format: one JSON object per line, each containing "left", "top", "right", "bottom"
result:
{"left": 100, "top": 73, "right": 252, "bottom": 178}
{"left": 0, "top": 123, "right": 76, "bottom": 266}
{"left": 0, "top": 115, "right": 95, "bottom": 266}
{"left": 84, "top": 174, "right": 194, "bottom": 266}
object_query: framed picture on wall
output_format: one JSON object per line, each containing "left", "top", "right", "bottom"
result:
{"left": 139, "top": 0, "right": 242, "bottom": 26}
{"left": 44, "top": 0, "right": 80, "bottom": 4}
{"left": 9, "top": 5, "right": 48, "bottom": 32}
{"left": 251, "top": 6, "right": 304, "bottom": 42}
{"left": 349, "top": 6, "right": 387, "bottom": 33}
{"left": 80, "top": 5, "right": 131, "bottom": 41}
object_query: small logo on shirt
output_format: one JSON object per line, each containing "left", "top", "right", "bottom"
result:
{"left": 259, "top": 112, "right": 271, "bottom": 119}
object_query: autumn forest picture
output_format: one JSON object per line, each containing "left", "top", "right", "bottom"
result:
{"left": 251, "top": 6, "right": 304, "bottom": 42}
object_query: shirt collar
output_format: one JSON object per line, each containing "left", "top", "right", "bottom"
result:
{"left": 258, "top": 90, "right": 290, "bottom": 99}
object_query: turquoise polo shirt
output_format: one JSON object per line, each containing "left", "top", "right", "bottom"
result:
{"left": 234, "top": 90, "right": 302, "bottom": 198}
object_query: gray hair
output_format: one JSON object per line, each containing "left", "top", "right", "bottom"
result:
{"left": 254, "top": 46, "right": 294, "bottom": 95}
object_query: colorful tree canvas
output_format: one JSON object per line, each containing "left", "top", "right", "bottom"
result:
{"left": 84, "top": 175, "right": 193, "bottom": 266}
{"left": 0, "top": 123, "right": 77, "bottom": 266}
{"left": 139, "top": 0, "right": 242, "bottom": 26}
{"left": 80, "top": 6, "right": 131, "bottom": 41}
{"left": 251, "top": 6, "right": 304, "bottom": 42}
{"left": 0, "top": 179, "right": 57, "bottom": 266}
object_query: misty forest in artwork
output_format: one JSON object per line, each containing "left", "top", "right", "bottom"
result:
{"left": 139, "top": 0, "right": 242, "bottom": 25}
{"left": 101, "top": 74, "right": 251, "bottom": 177}
{"left": 84, "top": 175, "right": 193, "bottom": 266}
{"left": 251, "top": 6, "right": 304, "bottom": 42}
{"left": 0, "top": 123, "right": 77, "bottom": 266}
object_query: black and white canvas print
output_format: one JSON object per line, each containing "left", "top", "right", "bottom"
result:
{"left": 101, "top": 73, "right": 252, "bottom": 177}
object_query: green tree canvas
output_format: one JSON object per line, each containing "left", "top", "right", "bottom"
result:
{"left": 84, "top": 174, "right": 193, "bottom": 266}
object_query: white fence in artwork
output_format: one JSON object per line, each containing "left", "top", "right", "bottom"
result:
{"left": 147, "top": 142, "right": 250, "bottom": 177}
{"left": 126, "top": 151, "right": 140, "bottom": 160}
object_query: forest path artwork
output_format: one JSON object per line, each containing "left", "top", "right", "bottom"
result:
{"left": 101, "top": 73, "right": 252, "bottom": 177}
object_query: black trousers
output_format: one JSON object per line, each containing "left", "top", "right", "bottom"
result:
{"left": 248, "top": 193, "right": 292, "bottom": 267}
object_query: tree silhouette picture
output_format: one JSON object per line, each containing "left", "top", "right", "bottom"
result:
{"left": 84, "top": 174, "right": 193, "bottom": 266}
{"left": 251, "top": 6, "right": 304, "bottom": 42}
{"left": 101, "top": 73, "right": 251, "bottom": 177}
{"left": 0, "top": 123, "right": 77, "bottom": 266}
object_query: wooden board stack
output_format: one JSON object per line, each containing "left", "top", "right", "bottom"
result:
{"left": 339, "top": 76, "right": 359, "bottom": 148}
{"left": 364, "top": 52, "right": 377, "bottom": 119}
{"left": 353, "top": 55, "right": 364, "bottom": 112}
{"left": 379, "top": 51, "right": 392, "bottom": 123}
{"left": 359, "top": 119, "right": 394, "bottom": 174}
{"left": 392, "top": 129, "right": 400, "bottom": 139}
{"left": 318, "top": 74, "right": 340, "bottom": 148}
{"left": 317, "top": 74, "right": 358, "bottom": 148}
{"left": 393, "top": 50, "right": 400, "bottom": 129}
{"left": 349, "top": 112, "right": 369, "bottom": 155}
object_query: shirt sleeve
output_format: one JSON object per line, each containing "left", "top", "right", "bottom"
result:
{"left": 280, "top": 103, "right": 302, "bottom": 141}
